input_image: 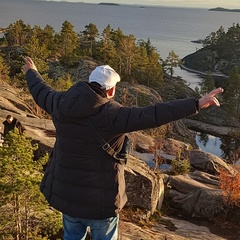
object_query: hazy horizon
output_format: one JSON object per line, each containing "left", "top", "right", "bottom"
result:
{"left": 46, "top": 0, "right": 240, "bottom": 9}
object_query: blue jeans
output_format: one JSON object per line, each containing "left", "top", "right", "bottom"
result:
{"left": 62, "top": 214, "right": 119, "bottom": 240}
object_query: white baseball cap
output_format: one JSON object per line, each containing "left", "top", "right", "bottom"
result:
{"left": 89, "top": 65, "right": 120, "bottom": 90}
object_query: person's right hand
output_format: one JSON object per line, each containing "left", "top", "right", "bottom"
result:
{"left": 23, "top": 57, "right": 38, "bottom": 73}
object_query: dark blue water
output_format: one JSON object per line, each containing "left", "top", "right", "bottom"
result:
{"left": 1, "top": 0, "right": 239, "bottom": 60}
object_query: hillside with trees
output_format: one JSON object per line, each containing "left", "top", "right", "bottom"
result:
{"left": 0, "top": 19, "right": 165, "bottom": 90}
{"left": 183, "top": 23, "right": 240, "bottom": 76}
{"left": 183, "top": 23, "right": 240, "bottom": 122}
{"left": 1, "top": 19, "right": 240, "bottom": 239}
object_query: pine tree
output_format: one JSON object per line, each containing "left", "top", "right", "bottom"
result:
{"left": 4, "top": 19, "right": 31, "bottom": 46}
{"left": 52, "top": 73, "right": 73, "bottom": 91}
{"left": 32, "top": 25, "right": 56, "bottom": 54}
{"left": 200, "top": 73, "right": 215, "bottom": 95}
{"left": 223, "top": 66, "right": 240, "bottom": 118}
{"left": 0, "top": 53, "right": 10, "bottom": 83}
{"left": 118, "top": 34, "right": 137, "bottom": 84}
{"left": 97, "top": 24, "right": 118, "bottom": 65}
{"left": 23, "top": 33, "right": 50, "bottom": 73}
{"left": 57, "top": 21, "right": 79, "bottom": 64}
{"left": 135, "top": 39, "right": 163, "bottom": 89}
{"left": 0, "top": 129, "right": 62, "bottom": 239}
{"left": 164, "top": 50, "right": 181, "bottom": 78}
{"left": 80, "top": 23, "right": 99, "bottom": 57}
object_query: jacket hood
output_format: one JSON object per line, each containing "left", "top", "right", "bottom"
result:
{"left": 58, "top": 82, "right": 110, "bottom": 118}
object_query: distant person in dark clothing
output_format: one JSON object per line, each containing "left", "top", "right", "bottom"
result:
{"left": 2, "top": 115, "right": 26, "bottom": 137}
{"left": 0, "top": 126, "right": 3, "bottom": 147}
{"left": 23, "top": 56, "right": 223, "bottom": 240}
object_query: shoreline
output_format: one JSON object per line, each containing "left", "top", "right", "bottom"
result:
{"left": 180, "top": 64, "right": 228, "bottom": 78}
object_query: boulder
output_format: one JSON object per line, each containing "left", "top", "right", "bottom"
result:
{"left": 48, "top": 59, "right": 97, "bottom": 83}
{"left": 166, "top": 173, "right": 225, "bottom": 219}
{"left": 189, "top": 149, "right": 233, "bottom": 175}
{"left": 163, "top": 149, "right": 235, "bottom": 219}
{"left": 183, "top": 118, "right": 240, "bottom": 137}
{"left": 188, "top": 107, "right": 240, "bottom": 128}
{"left": 171, "top": 120, "right": 197, "bottom": 147}
{"left": 124, "top": 155, "right": 164, "bottom": 214}
{"left": 0, "top": 83, "right": 35, "bottom": 118}
{"left": 162, "top": 138, "right": 192, "bottom": 160}
{"left": 128, "top": 131, "right": 155, "bottom": 153}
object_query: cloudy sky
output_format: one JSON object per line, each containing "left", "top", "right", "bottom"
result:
{"left": 55, "top": 0, "right": 240, "bottom": 9}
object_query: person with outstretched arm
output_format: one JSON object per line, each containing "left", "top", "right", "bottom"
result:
{"left": 23, "top": 56, "right": 223, "bottom": 240}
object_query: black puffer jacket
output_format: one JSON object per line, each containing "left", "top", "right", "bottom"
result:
{"left": 26, "top": 69, "right": 198, "bottom": 219}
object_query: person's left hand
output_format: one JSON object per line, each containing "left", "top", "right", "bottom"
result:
{"left": 199, "top": 87, "right": 224, "bottom": 109}
{"left": 23, "top": 57, "right": 38, "bottom": 73}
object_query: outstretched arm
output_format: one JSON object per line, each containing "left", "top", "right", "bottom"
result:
{"left": 23, "top": 57, "right": 58, "bottom": 115}
{"left": 111, "top": 88, "right": 224, "bottom": 133}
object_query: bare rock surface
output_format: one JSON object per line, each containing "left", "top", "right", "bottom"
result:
{"left": 124, "top": 155, "right": 164, "bottom": 213}
{"left": 0, "top": 78, "right": 234, "bottom": 240}
{"left": 119, "top": 217, "right": 226, "bottom": 240}
{"left": 189, "top": 149, "right": 233, "bottom": 174}
{"left": 166, "top": 174, "right": 225, "bottom": 219}
{"left": 183, "top": 118, "right": 240, "bottom": 137}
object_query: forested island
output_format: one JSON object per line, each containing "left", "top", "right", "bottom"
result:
{"left": 98, "top": 2, "right": 120, "bottom": 6}
{"left": 209, "top": 7, "right": 240, "bottom": 12}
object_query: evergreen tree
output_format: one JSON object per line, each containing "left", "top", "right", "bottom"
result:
{"left": 134, "top": 40, "right": 149, "bottom": 84}
{"left": 200, "top": 73, "right": 215, "bottom": 95}
{"left": 81, "top": 23, "right": 99, "bottom": 41}
{"left": 203, "top": 26, "right": 225, "bottom": 48}
{"left": 33, "top": 25, "right": 56, "bottom": 53}
{"left": 23, "top": 29, "right": 50, "bottom": 72}
{"left": 97, "top": 24, "right": 118, "bottom": 65}
{"left": 4, "top": 19, "right": 31, "bottom": 46}
{"left": 0, "top": 54, "right": 10, "bottom": 83}
{"left": 223, "top": 66, "right": 240, "bottom": 118}
{"left": 57, "top": 21, "right": 79, "bottom": 64}
{"left": 52, "top": 73, "right": 73, "bottom": 91}
{"left": 118, "top": 34, "right": 137, "bottom": 83}
{"left": 110, "top": 27, "right": 124, "bottom": 48}
{"left": 136, "top": 39, "right": 163, "bottom": 88}
{"left": 80, "top": 23, "right": 99, "bottom": 57}
{"left": 224, "top": 23, "right": 240, "bottom": 60}
{"left": 15, "top": 29, "right": 50, "bottom": 90}
{"left": 203, "top": 24, "right": 240, "bottom": 62}
{"left": 164, "top": 50, "right": 181, "bottom": 78}
{"left": 144, "top": 43, "right": 163, "bottom": 88}
{"left": 0, "top": 129, "right": 62, "bottom": 239}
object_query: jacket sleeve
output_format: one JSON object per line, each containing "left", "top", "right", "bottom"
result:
{"left": 108, "top": 98, "right": 198, "bottom": 133}
{"left": 25, "top": 69, "right": 59, "bottom": 115}
{"left": 2, "top": 121, "right": 8, "bottom": 136}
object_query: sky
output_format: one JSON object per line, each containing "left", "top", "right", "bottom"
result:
{"left": 53, "top": 0, "right": 240, "bottom": 9}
